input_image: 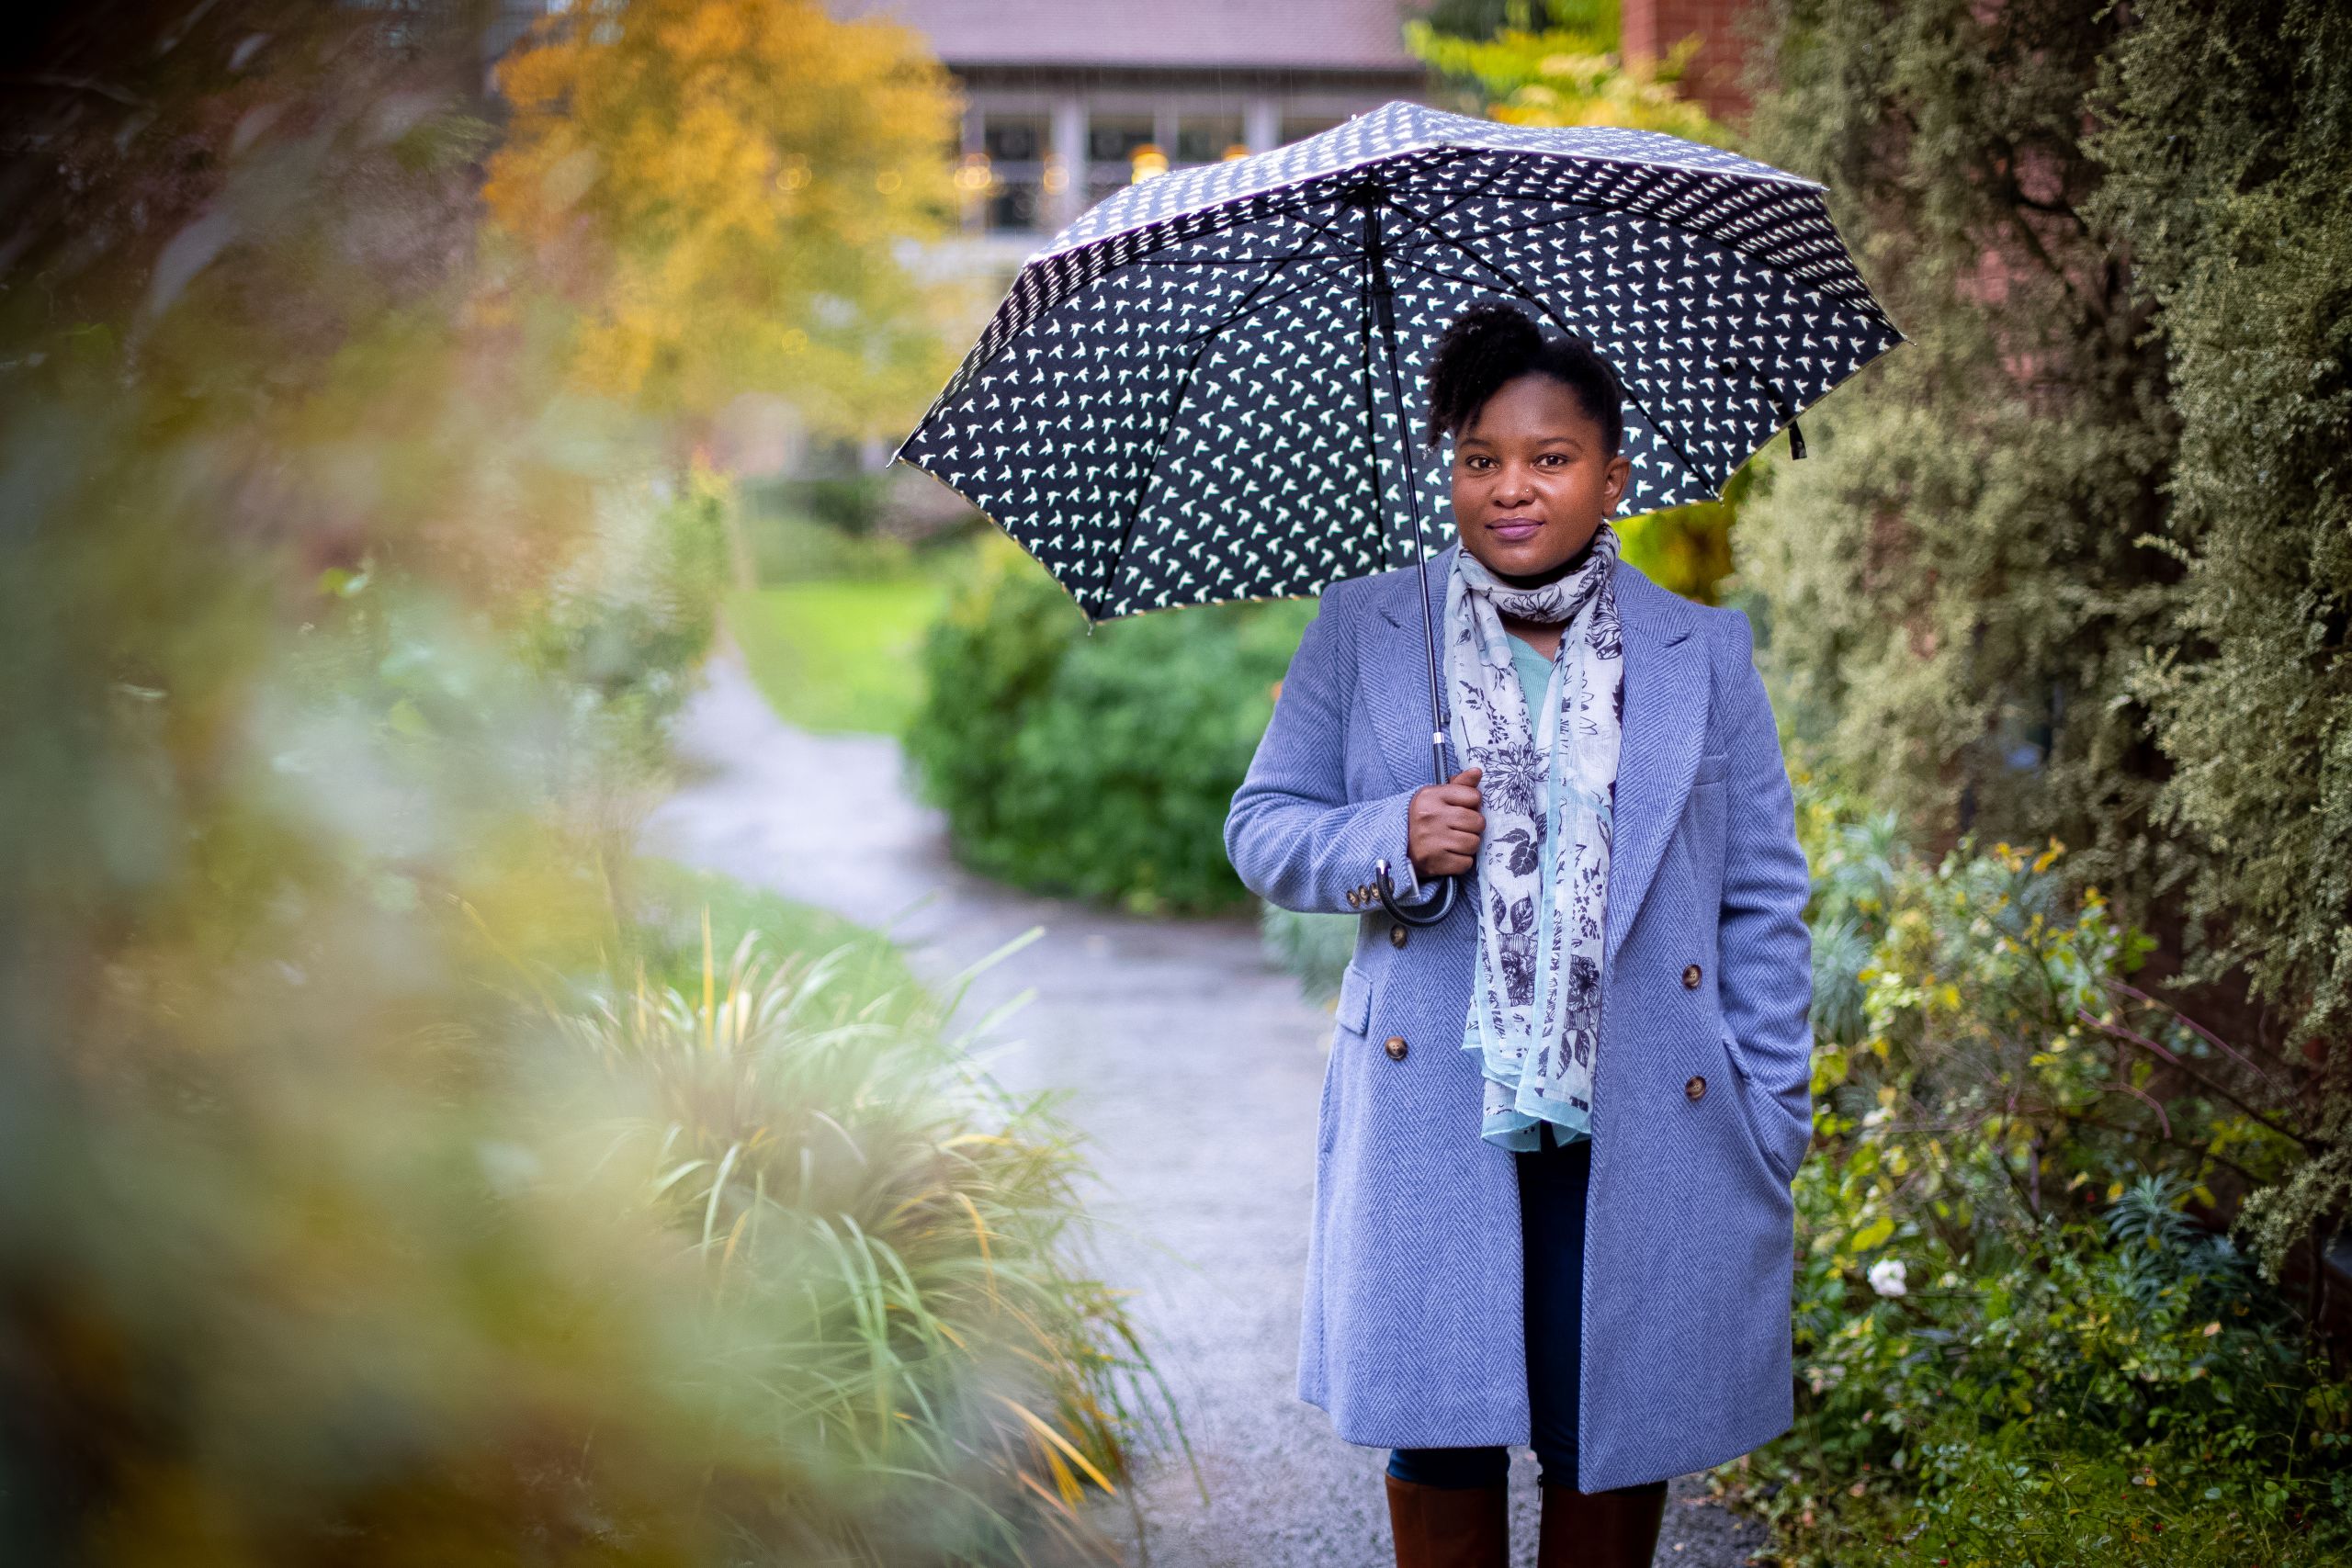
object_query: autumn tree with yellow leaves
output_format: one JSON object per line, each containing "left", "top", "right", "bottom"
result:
{"left": 484, "top": 0, "right": 962, "bottom": 445}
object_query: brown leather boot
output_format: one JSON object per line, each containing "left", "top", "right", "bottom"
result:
{"left": 1384, "top": 1472, "right": 1510, "bottom": 1568}
{"left": 1534, "top": 1480, "right": 1667, "bottom": 1568}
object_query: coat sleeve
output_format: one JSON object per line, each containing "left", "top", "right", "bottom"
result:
{"left": 1716, "top": 610, "right": 1816, "bottom": 1173}
{"left": 1225, "top": 583, "right": 1427, "bottom": 915}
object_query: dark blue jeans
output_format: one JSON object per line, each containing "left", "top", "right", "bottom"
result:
{"left": 1386, "top": 1122, "right": 1668, "bottom": 1496}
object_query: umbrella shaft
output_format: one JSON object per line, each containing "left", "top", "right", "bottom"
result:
{"left": 1361, "top": 204, "right": 1448, "bottom": 789}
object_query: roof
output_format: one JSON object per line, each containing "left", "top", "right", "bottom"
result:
{"left": 835, "top": 0, "right": 1424, "bottom": 73}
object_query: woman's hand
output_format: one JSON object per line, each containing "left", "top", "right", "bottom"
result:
{"left": 1408, "top": 767, "right": 1484, "bottom": 879}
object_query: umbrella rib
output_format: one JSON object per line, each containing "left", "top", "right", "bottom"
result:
{"left": 1095, "top": 220, "right": 1349, "bottom": 614}
{"left": 1059, "top": 182, "right": 1367, "bottom": 275}
{"left": 1177, "top": 254, "right": 1363, "bottom": 346}
{"left": 1417, "top": 187, "right": 1893, "bottom": 325}
{"left": 940, "top": 154, "right": 1485, "bottom": 405}
{"left": 942, "top": 187, "right": 1363, "bottom": 411}
{"left": 1084, "top": 149, "right": 1499, "bottom": 273}
{"left": 1391, "top": 151, "right": 1517, "bottom": 231}
{"left": 1381, "top": 199, "right": 1716, "bottom": 495}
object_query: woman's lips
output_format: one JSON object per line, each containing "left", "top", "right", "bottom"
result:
{"left": 1487, "top": 517, "right": 1543, "bottom": 542}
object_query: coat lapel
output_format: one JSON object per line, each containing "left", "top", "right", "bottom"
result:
{"left": 1360, "top": 547, "right": 1706, "bottom": 962}
{"left": 1602, "top": 566, "right": 1705, "bottom": 968}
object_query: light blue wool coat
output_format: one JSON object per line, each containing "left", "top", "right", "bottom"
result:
{"left": 1223, "top": 543, "right": 1815, "bottom": 1493}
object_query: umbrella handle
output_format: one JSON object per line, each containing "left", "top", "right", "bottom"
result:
{"left": 1374, "top": 858, "right": 1457, "bottom": 927}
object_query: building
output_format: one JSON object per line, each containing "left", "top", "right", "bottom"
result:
{"left": 837, "top": 0, "right": 1434, "bottom": 287}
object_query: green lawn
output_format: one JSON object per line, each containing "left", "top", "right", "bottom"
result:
{"left": 727, "top": 574, "right": 946, "bottom": 736}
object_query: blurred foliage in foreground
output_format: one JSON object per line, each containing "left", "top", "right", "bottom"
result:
{"left": 1725, "top": 769, "right": 2348, "bottom": 1563}
{"left": 908, "top": 535, "right": 1314, "bottom": 915}
{"left": 0, "top": 1, "right": 1171, "bottom": 1560}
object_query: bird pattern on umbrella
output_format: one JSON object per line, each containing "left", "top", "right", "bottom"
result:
{"left": 898, "top": 101, "right": 1905, "bottom": 623}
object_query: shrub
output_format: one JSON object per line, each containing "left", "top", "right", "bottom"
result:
{"left": 1728, "top": 769, "right": 2347, "bottom": 1564}
{"left": 740, "top": 506, "right": 919, "bottom": 584}
{"left": 906, "top": 534, "right": 1315, "bottom": 913}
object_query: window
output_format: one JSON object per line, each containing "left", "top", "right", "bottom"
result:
{"left": 1087, "top": 116, "right": 1156, "bottom": 162}
{"left": 988, "top": 183, "right": 1042, "bottom": 231}
{"left": 973, "top": 111, "right": 1049, "bottom": 234}
{"left": 983, "top": 116, "right": 1046, "bottom": 164}
{"left": 1175, "top": 115, "right": 1243, "bottom": 164}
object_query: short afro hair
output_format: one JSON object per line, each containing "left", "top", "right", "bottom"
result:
{"left": 1421, "top": 299, "right": 1626, "bottom": 457}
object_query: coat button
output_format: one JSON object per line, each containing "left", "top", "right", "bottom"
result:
{"left": 1385, "top": 1035, "right": 1409, "bottom": 1062}
{"left": 1389, "top": 924, "right": 1408, "bottom": 950}
{"left": 1686, "top": 1074, "right": 1706, "bottom": 1100}
{"left": 1682, "top": 963, "right": 1702, "bottom": 989}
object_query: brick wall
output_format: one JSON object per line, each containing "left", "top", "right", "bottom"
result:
{"left": 1622, "top": 0, "right": 1760, "bottom": 126}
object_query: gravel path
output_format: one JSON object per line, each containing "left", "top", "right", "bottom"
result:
{"left": 642, "top": 653, "right": 1770, "bottom": 1568}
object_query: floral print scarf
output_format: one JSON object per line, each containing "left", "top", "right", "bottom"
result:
{"left": 1442, "top": 525, "right": 1624, "bottom": 1150}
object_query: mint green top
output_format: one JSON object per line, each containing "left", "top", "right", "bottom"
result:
{"left": 1459, "top": 630, "right": 1591, "bottom": 1150}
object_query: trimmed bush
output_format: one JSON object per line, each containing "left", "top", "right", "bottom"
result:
{"left": 907, "top": 534, "right": 1314, "bottom": 914}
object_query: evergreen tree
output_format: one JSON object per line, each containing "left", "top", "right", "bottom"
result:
{"left": 2084, "top": 0, "right": 2352, "bottom": 1274}
{"left": 1732, "top": 0, "right": 2180, "bottom": 927}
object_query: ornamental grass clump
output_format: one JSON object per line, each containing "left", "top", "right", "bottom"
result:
{"left": 539, "top": 925, "right": 1181, "bottom": 1562}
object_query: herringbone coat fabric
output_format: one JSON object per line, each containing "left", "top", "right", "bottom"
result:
{"left": 1223, "top": 544, "right": 1815, "bottom": 1493}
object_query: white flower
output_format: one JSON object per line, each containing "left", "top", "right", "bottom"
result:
{"left": 1868, "top": 1258, "right": 1908, "bottom": 1298}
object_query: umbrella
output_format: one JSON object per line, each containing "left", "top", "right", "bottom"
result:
{"left": 895, "top": 99, "right": 1905, "bottom": 923}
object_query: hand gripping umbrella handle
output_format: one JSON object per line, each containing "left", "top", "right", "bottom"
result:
{"left": 1372, "top": 730, "right": 1459, "bottom": 928}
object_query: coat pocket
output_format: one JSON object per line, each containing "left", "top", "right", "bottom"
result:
{"left": 1336, "top": 960, "right": 1372, "bottom": 1037}
{"left": 1720, "top": 1028, "right": 1804, "bottom": 1185}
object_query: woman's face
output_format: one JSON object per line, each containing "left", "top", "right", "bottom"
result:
{"left": 1448, "top": 371, "right": 1632, "bottom": 586}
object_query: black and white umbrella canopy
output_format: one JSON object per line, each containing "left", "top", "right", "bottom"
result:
{"left": 898, "top": 99, "right": 1905, "bottom": 623}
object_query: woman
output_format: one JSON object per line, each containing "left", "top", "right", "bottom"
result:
{"left": 1224, "top": 302, "right": 1815, "bottom": 1568}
